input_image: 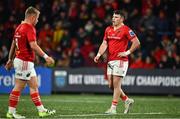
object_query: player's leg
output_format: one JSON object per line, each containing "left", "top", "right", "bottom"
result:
{"left": 105, "top": 75, "right": 121, "bottom": 114}
{"left": 105, "top": 62, "right": 119, "bottom": 114}
{"left": 118, "top": 60, "right": 134, "bottom": 114}
{"left": 7, "top": 58, "right": 27, "bottom": 118}
{"left": 105, "top": 61, "right": 117, "bottom": 114}
{"left": 106, "top": 75, "right": 131, "bottom": 114}
{"left": 28, "top": 75, "right": 56, "bottom": 117}
{"left": 6, "top": 79, "right": 26, "bottom": 118}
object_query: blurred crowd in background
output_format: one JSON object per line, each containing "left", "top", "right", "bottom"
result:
{"left": 0, "top": 0, "right": 179, "bottom": 69}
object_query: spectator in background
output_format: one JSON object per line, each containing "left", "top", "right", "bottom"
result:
{"left": 143, "top": 56, "right": 156, "bottom": 69}
{"left": 173, "top": 26, "right": 180, "bottom": 55}
{"left": 155, "top": 10, "right": 170, "bottom": 35}
{"left": 80, "top": 38, "right": 95, "bottom": 66}
{"left": 79, "top": 3, "right": 90, "bottom": 24}
{"left": 1, "top": 45, "right": 8, "bottom": 59}
{"left": 94, "top": 1, "right": 105, "bottom": 20}
{"left": 175, "top": 11, "right": 180, "bottom": 26}
{"left": 130, "top": 52, "right": 144, "bottom": 69}
{"left": 60, "top": 29, "right": 71, "bottom": 49}
{"left": 56, "top": 51, "right": 70, "bottom": 67}
{"left": 174, "top": 56, "right": 180, "bottom": 69}
{"left": 158, "top": 55, "right": 169, "bottom": 68}
{"left": 76, "top": 27, "right": 87, "bottom": 46}
{"left": 0, "top": 48, "right": 6, "bottom": 64}
{"left": 153, "top": 45, "right": 167, "bottom": 64}
{"left": 52, "top": 21, "right": 64, "bottom": 49}
{"left": 68, "top": 1, "right": 79, "bottom": 33}
{"left": 70, "top": 48, "right": 84, "bottom": 68}
{"left": 139, "top": 8, "right": 156, "bottom": 31}
{"left": 38, "top": 23, "right": 53, "bottom": 50}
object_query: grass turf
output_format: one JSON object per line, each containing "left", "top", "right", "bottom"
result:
{"left": 0, "top": 94, "right": 180, "bottom": 118}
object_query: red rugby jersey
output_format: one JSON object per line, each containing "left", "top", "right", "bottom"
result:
{"left": 103, "top": 25, "right": 136, "bottom": 61}
{"left": 14, "top": 23, "right": 36, "bottom": 62}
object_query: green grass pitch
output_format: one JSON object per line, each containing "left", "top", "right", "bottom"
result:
{"left": 0, "top": 94, "right": 180, "bottom": 118}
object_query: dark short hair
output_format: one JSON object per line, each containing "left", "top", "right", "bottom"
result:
{"left": 25, "top": 6, "right": 40, "bottom": 18}
{"left": 113, "top": 10, "right": 125, "bottom": 19}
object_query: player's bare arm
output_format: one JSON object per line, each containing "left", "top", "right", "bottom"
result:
{"left": 29, "top": 41, "right": 55, "bottom": 65}
{"left": 5, "top": 40, "right": 16, "bottom": 70}
{"left": 94, "top": 40, "right": 108, "bottom": 63}
{"left": 118, "top": 37, "right": 140, "bottom": 57}
{"left": 129, "top": 37, "right": 141, "bottom": 52}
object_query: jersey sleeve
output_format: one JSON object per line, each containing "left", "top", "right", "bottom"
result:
{"left": 27, "top": 26, "right": 36, "bottom": 42}
{"left": 125, "top": 26, "right": 136, "bottom": 41}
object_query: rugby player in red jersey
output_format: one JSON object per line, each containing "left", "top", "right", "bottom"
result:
{"left": 94, "top": 10, "right": 140, "bottom": 114}
{"left": 5, "top": 6, "right": 56, "bottom": 118}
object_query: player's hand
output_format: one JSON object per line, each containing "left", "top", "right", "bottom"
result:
{"left": 94, "top": 55, "right": 100, "bottom": 63}
{"left": 118, "top": 50, "right": 131, "bottom": 57}
{"left": 45, "top": 57, "right": 55, "bottom": 66}
{"left": 5, "top": 59, "right": 13, "bottom": 71}
{"left": 118, "top": 52, "right": 127, "bottom": 57}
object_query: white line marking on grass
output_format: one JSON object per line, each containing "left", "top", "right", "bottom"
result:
{"left": 39, "top": 99, "right": 106, "bottom": 103}
{"left": 129, "top": 112, "right": 164, "bottom": 115}
{"left": 43, "top": 99, "right": 105, "bottom": 103}
{"left": 137, "top": 98, "right": 180, "bottom": 102}
{"left": 54, "top": 112, "right": 164, "bottom": 117}
{"left": 0, "top": 99, "right": 106, "bottom": 103}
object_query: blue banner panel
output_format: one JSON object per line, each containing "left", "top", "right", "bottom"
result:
{"left": 0, "top": 66, "right": 52, "bottom": 95}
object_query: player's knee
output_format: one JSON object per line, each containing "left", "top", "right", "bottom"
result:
{"left": 29, "top": 83, "right": 39, "bottom": 92}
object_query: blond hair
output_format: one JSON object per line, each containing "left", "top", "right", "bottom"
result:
{"left": 25, "top": 6, "right": 40, "bottom": 18}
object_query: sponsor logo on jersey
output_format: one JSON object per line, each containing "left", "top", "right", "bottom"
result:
{"left": 107, "top": 36, "right": 121, "bottom": 39}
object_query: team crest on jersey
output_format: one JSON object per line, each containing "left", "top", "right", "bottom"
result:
{"left": 129, "top": 30, "right": 135, "bottom": 37}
